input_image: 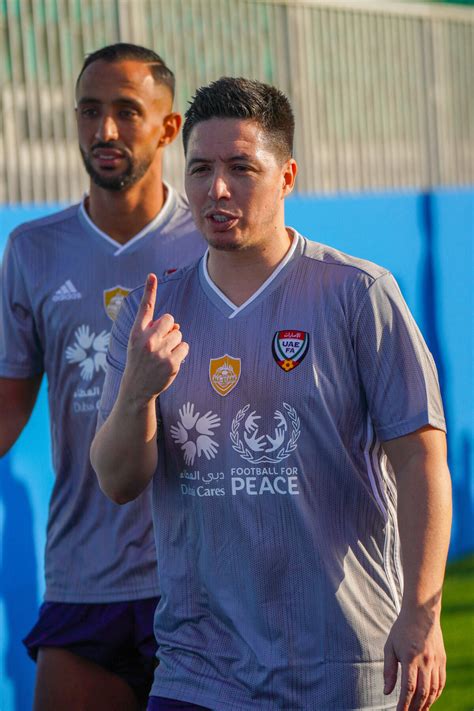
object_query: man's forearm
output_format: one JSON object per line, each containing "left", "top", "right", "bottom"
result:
{"left": 0, "top": 375, "right": 42, "bottom": 456}
{"left": 382, "top": 427, "right": 452, "bottom": 708}
{"left": 90, "top": 386, "right": 158, "bottom": 504}
{"left": 390, "top": 430, "right": 452, "bottom": 611}
{"left": 91, "top": 274, "right": 188, "bottom": 503}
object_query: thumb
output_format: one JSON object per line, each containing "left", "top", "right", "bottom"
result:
{"left": 383, "top": 640, "right": 398, "bottom": 695}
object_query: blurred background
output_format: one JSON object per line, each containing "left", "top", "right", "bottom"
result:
{"left": 0, "top": 0, "right": 472, "bottom": 708}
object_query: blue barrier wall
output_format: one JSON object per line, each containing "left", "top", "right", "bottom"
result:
{"left": 0, "top": 190, "right": 472, "bottom": 710}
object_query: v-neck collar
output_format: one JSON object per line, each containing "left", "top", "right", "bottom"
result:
{"left": 78, "top": 181, "right": 175, "bottom": 256}
{"left": 198, "top": 230, "right": 304, "bottom": 319}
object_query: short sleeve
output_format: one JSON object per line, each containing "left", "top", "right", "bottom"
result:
{"left": 96, "top": 293, "right": 136, "bottom": 429}
{"left": 0, "top": 236, "right": 44, "bottom": 377}
{"left": 354, "top": 272, "right": 446, "bottom": 441}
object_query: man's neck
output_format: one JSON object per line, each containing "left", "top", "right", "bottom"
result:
{"left": 86, "top": 180, "right": 167, "bottom": 245}
{"left": 207, "top": 229, "right": 293, "bottom": 307}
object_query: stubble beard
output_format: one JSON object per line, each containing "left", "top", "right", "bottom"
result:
{"left": 206, "top": 237, "right": 241, "bottom": 252}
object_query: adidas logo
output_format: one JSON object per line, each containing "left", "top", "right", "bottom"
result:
{"left": 52, "top": 280, "right": 82, "bottom": 302}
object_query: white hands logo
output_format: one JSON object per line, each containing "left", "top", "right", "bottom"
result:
{"left": 170, "top": 402, "right": 221, "bottom": 466}
{"left": 230, "top": 404, "right": 300, "bottom": 464}
{"left": 65, "top": 324, "right": 110, "bottom": 381}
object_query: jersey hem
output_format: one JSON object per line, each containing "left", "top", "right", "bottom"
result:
{"left": 150, "top": 685, "right": 277, "bottom": 711}
{"left": 150, "top": 684, "right": 398, "bottom": 711}
{"left": 44, "top": 584, "right": 160, "bottom": 604}
{"left": 0, "top": 364, "right": 43, "bottom": 378}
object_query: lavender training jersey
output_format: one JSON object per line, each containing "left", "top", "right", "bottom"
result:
{"left": 99, "top": 231, "right": 445, "bottom": 709}
{"left": 0, "top": 185, "right": 205, "bottom": 602}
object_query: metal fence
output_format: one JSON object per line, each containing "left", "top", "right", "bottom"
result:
{"left": 0, "top": 0, "right": 473, "bottom": 203}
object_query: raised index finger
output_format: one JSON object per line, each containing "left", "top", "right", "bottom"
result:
{"left": 135, "top": 273, "right": 158, "bottom": 330}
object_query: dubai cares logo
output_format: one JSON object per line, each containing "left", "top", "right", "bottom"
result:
{"left": 272, "top": 330, "right": 309, "bottom": 372}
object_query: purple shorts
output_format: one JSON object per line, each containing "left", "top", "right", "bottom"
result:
{"left": 23, "top": 598, "right": 159, "bottom": 701}
{"left": 147, "top": 697, "right": 211, "bottom": 711}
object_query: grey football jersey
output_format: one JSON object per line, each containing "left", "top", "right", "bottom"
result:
{"left": 100, "top": 231, "right": 445, "bottom": 709}
{"left": 0, "top": 185, "right": 206, "bottom": 602}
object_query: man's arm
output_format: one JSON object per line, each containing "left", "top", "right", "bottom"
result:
{"left": 0, "top": 374, "right": 43, "bottom": 456}
{"left": 90, "top": 274, "right": 188, "bottom": 504}
{"left": 382, "top": 425, "right": 452, "bottom": 711}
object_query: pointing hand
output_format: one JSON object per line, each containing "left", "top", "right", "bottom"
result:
{"left": 123, "top": 274, "right": 189, "bottom": 403}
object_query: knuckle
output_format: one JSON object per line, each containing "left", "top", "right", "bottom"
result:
{"left": 422, "top": 652, "right": 433, "bottom": 666}
{"left": 428, "top": 685, "right": 439, "bottom": 700}
{"left": 128, "top": 331, "right": 141, "bottom": 348}
{"left": 405, "top": 680, "right": 417, "bottom": 695}
{"left": 417, "top": 686, "right": 429, "bottom": 700}
{"left": 144, "top": 339, "right": 154, "bottom": 354}
{"left": 161, "top": 312, "right": 174, "bottom": 325}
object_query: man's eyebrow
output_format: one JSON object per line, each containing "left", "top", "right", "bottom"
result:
{"left": 77, "top": 97, "right": 101, "bottom": 106}
{"left": 187, "top": 154, "right": 254, "bottom": 167}
{"left": 77, "top": 96, "right": 144, "bottom": 108}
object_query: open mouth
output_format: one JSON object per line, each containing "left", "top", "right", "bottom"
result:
{"left": 206, "top": 212, "right": 239, "bottom": 229}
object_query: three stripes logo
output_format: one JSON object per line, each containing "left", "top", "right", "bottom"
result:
{"left": 52, "top": 280, "right": 82, "bottom": 302}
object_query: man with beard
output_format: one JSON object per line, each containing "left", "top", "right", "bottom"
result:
{"left": 0, "top": 43, "right": 205, "bottom": 710}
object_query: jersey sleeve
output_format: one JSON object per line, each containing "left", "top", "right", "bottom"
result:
{"left": 354, "top": 272, "right": 446, "bottom": 441}
{"left": 96, "top": 294, "right": 136, "bottom": 428}
{"left": 0, "top": 236, "right": 44, "bottom": 377}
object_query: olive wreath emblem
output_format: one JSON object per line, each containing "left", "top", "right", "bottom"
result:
{"left": 230, "top": 403, "right": 300, "bottom": 464}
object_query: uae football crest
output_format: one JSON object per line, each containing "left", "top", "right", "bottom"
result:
{"left": 209, "top": 355, "right": 241, "bottom": 396}
{"left": 103, "top": 286, "right": 131, "bottom": 321}
{"left": 272, "top": 330, "right": 309, "bottom": 371}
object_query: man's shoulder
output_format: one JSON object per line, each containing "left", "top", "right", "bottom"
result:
{"left": 127, "top": 261, "right": 201, "bottom": 311}
{"left": 301, "top": 236, "right": 390, "bottom": 284}
{"left": 162, "top": 187, "right": 194, "bottom": 227}
{"left": 9, "top": 204, "right": 81, "bottom": 244}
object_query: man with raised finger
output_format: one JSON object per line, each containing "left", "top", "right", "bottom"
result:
{"left": 92, "top": 77, "right": 451, "bottom": 711}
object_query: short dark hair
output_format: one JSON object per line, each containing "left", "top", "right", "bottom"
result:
{"left": 76, "top": 42, "right": 175, "bottom": 97}
{"left": 182, "top": 77, "right": 294, "bottom": 162}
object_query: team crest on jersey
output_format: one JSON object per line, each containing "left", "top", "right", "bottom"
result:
{"left": 103, "top": 286, "right": 131, "bottom": 321}
{"left": 209, "top": 355, "right": 241, "bottom": 396}
{"left": 272, "top": 330, "right": 309, "bottom": 371}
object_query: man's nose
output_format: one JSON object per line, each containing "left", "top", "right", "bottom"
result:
{"left": 95, "top": 115, "right": 119, "bottom": 142}
{"left": 208, "top": 173, "right": 231, "bottom": 201}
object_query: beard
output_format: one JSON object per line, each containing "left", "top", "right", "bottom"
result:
{"left": 206, "top": 238, "right": 241, "bottom": 252}
{"left": 80, "top": 145, "right": 152, "bottom": 192}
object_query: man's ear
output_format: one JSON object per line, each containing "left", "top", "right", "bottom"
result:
{"left": 158, "top": 112, "right": 182, "bottom": 148}
{"left": 282, "top": 158, "right": 297, "bottom": 197}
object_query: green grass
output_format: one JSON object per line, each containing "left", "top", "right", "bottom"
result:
{"left": 435, "top": 555, "right": 474, "bottom": 710}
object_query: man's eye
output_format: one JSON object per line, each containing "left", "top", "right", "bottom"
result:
{"left": 233, "top": 164, "right": 251, "bottom": 173}
{"left": 190, "top": 165, "right": 209, "bottom": 175}
{"left": 119, "top": 109, "right": 138, "bottom": 119}
{"left": 80, "top": 108, "right": 98, "bottom": 117}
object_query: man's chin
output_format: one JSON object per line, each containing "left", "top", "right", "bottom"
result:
{"left": 206, "top": 236, "right": 241, "bottom": 252}
{"left": 89, "top": 172, "right": 130, "bottom": 191}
